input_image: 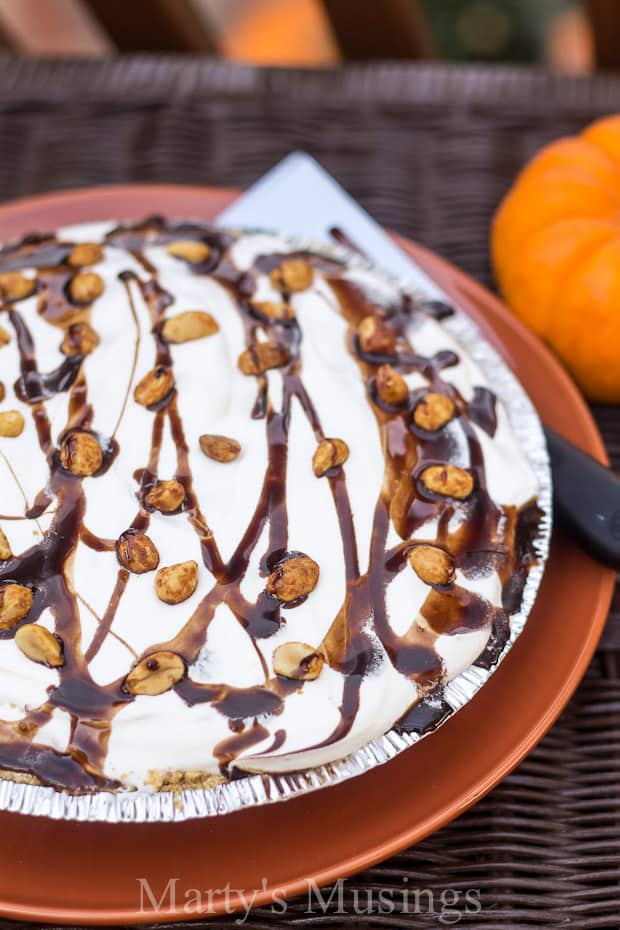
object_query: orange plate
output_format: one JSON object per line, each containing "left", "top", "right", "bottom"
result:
{"left": 0, "top": 186, "right": 614, "bottom": 925}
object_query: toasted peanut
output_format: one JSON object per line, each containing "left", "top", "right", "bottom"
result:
{"left": 267, "top": 555, "right": 320, "bottom": 603}
{"left": 166, "top": 240, "right": 211, "bottom": 263}
{"left": 124, "top": 651, "right": 186, "bottom": 696}
{"left": 162, "top": 310, "right": 219, "bottom": 344}
{"left": 0, "top": 272, "right": 36, "bottom": 302}
{"left": 69, "top": 271, "right": 104, "bottom": 304}
{"left": 413, "top": 393, "right": 455, "bottom": 431}
{"left": 15, "top": 624, "right": 64, "bottom": 667}
{"left": 312, "top": 438, "right": 349, "bottom": 477}
{"left": 251, "top": 300, "right": 295, "bottom": 321}
{"left": 116, "top": 530, "right": 159, "bottom": 574}
{"left": 273, "top": 642, "right": 324, "bottom": 681}
{"left": 270, "top": 258, "right": 313, "bottom": 293}
{"left": 59, "top": 431, "right": 102, "bottom": 476}
{"left": 134, "top": 366, "right": 175, "bottom": 407}
{"left": 358, "top": 315, "right": 395, "bottom": 355}
{"left": 68, "top": 242, "right": 103, "bottom": 267}
{"left": 238, "top": 342, "right": 290, "bottom": 375}
{"left": 0, "top": 583, "right": 32, "bottom": 628}
{"left": 199, "top": 434, "right": 241, "bottom": 463}
{"left": 155, "top": 560, "right": 198, "bottom": 605}
{"left": 420, "top": 464, "right": 474, "bottom": 500}
{"left": 375, "top": 363, "right": 408, "bottom": 406}
{"left": 0, "top": 411, "right": 25, "bottom": 438}
{"left": 145, "top": 479, "right": 185, "bottom": 513}
{"left": 408, "top": 545, "right": 455, "bottom": 586}
{"left": 0, "top": 325, "right": 10, "bottom": 347}
{"left": 0, "top": 527, "right": 10, "bottom": 560}
{"left": 60, "top": 321, "right": 99, "bottom": 356}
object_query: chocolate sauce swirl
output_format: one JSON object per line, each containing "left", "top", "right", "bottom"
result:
{"left": 0, "top": 220, "right": 540, "bottom": 790}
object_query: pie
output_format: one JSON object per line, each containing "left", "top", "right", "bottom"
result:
{"left": 0, "top": 219, "right": 541, "bottom": 792}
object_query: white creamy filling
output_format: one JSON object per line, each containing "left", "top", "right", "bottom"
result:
{"left": 0, "top": 227, "right": 538, "bottom": 788}
{"left": 239, "top": 656, "right": 419, "bottom": 774}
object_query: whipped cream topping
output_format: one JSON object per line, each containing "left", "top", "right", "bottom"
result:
{"left": 0, "top": 220, "right": 539, "bottom": 791}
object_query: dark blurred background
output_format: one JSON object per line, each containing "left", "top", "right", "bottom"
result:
{"left": 0, "top": 0, "right": 614, "bottom": 73}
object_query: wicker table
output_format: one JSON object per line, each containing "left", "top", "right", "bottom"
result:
{"left": 0, "top": 56, "right": 619, "bottom": 929}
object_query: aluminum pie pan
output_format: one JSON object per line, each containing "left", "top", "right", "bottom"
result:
{"left": 0, "top": 231, "right": 552, "bottom": 823}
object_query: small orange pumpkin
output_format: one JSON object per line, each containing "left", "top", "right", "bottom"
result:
{"left": 492, "top": 114, "right": 620, "bottom": 403}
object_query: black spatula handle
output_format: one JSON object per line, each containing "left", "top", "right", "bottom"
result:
{"left": 545, "top": 427, "right": 620, "bottom": 567}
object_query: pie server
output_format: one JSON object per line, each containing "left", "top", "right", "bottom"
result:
{"left": 219, "top": 152, "right": 620, "bottom": 569}
{"left": 544, "top": 427, "right": 620, "bottom": 567}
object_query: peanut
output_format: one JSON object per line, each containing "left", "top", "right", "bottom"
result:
{"left": 69, "top": 271, "right": 104, "bottom": 304}
{"left": 419, "top": 464, "right": 474, "bottom": 500}
{"left": 238, "top": 342, "right": 289, "bottom": 375}
{"left": 59, "top": 431, "right": 102, "bottom": 476}
{"left": 134, "top": 366, "right": 175, "bottom": 407}
{"left": 15, "top": 623, "right": 64, "bottom": 667}
{"left": 0, "top": 527, "right": 11, "bottom": 560}
{"left": 67, "top": 243, "right": 103, "bottom": 268}
{"left": 199, "top": 434, "right": 241, "bottom": 463}
{"left": 124, "top": 651, "right": 186, "bottom": 696}
{"left": 270, "top": 258, "right": 313, "bottom": 293}
{"left": 116, "top": 530, "right": 159, "bottom": 574}
{"left": 312, "top": 438, "right": 349, "bottom": 477}
{"left": 358, "top": 315, "right": 395, "bottom": 355}
{"left": 144, "top": 479, "right": 185, "bottom": 513}
{"left": 375, "top": 363, "right": 408, "bottom": 406}
{"left": 0, "top": 272, "right": 36, "bottom": 302}
{"left": 0, "top": 411, "right": 25, "bottom": 438}
{"left": 408, "top": 545, "right": 455, "bottom": 586}
{"left": 273, "top": 642, "right": 324, "bottom": 680}
{"left": 166, "top": 240, "right": 211, "bottom": 263}
{"left": 60, "top": 321, "right": 99, "bottom": 356}
{"left": 251, "top": 300, "right": 295, "bottom": 322}
{"left": 0, "top": 583, "right": 32, "bottom": 628}
{"left": 413, "top": 392, "right": 455, "bottom": 431}
{"left": 162, "top": 311, "right": 219, "bottom": 344}
{"left": 155, "top": 560, "right": 198, "bottom": 605}
{"left": 267, "top": 555, "right": 320, "bottom": 603}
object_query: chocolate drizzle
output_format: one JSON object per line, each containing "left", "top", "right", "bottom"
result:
{"left": 0, "top": 220, "right": 541, "bottom": 789}
{"left": 468, "top": 386, "right": 498, "bottom": 437}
